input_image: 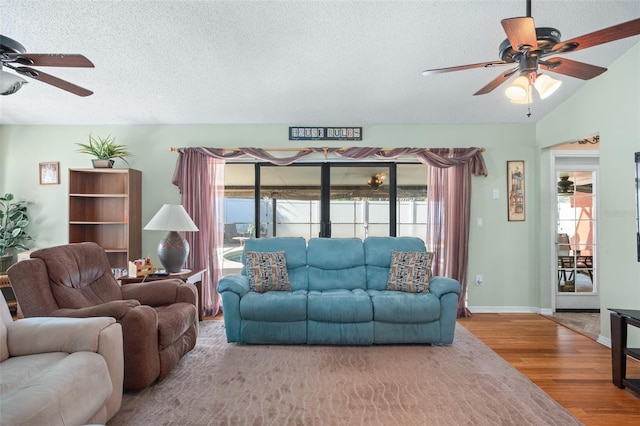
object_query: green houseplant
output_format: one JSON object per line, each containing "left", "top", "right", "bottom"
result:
{"left": 0, "top": 193, "right": 32, "bottom": 273}
{"left": 76, "top": 133, "right": 133, "bottom": 168}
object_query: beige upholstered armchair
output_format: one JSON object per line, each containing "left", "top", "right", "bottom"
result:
{"left": 0, "top": 291, "right": 123, "bottom": 425}
{"left": 7, "top": 242, "right": 198, "bottom": 391}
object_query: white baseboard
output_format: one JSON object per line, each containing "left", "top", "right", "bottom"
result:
{"left": 597, "top": 335, "right": 611, "bottom": 348}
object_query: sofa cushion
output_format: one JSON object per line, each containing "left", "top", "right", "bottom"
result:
{"left": 387, "top": 251, "right": 433, "bottom": 293}
{"left": 0, "top": 351, "right": 112, "bottom": 426}
{"left": 307, "top": 289, "right": 373, "bottom": 322}
{"left": 364, "top": 236, "right": 427, "bottom": 291}
{"left": 368, "top": 290, "right": 441, "bottom": 323}
{"left": 245, "top": 251, "right": 291, "bottom": 292}
{"left": 307, "top": 238, "right": 366, "bottom": 291}
{"left": 240, "top": 290, "right": 308, "bottom": 322}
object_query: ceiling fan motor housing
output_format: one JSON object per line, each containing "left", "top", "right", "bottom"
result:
{"left": 499, "top": 27, "right": 562, "bottom": 62}
{"left": 0, "top": 35, "right": 26, "bottom": 56}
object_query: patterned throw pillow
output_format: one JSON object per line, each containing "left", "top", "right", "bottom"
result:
{"left": 245, "top": 250, "right": 291, "bottom": 293}
{"left": 387, "top": 251, "right": 434, "bottom": 293}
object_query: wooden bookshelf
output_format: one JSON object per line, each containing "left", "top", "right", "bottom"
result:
{"left": 68, "top": 168, "right": 142, "bottom": 269}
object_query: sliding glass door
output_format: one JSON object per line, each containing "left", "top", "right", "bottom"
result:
{"left": 221, "top": 161, "right": 429, "bottom": 275}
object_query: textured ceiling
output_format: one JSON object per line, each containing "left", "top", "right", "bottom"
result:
{"left": 0, "top": 0, "right": 638, "bottom": 126}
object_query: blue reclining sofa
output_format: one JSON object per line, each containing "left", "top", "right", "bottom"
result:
{"left": 217, "top": 236, "right": 461, "bottom": 345}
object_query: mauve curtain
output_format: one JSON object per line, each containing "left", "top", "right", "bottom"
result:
{"left": 426, "top": 148, "right": 486, "bottom": 318}
{"left": 172, "top": 149, "right": 225, "bottom": 317}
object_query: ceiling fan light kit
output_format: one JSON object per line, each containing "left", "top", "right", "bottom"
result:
{"left": 505, "top": 72, "right": 561, "bottom": 103}
{"left": 0, "top": 69, "right": 27, "bottom": 95}
{"left": 421, "top": 0, "right": 640, "bottom": 106}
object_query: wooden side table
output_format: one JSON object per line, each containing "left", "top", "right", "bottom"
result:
{"left": 120, "top": 269, "right": 207, "bottom": 321}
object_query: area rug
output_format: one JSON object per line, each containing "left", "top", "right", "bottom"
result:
{"left": 108, "top": 322, "right": 581, "bottom": 426}
{"left": 544, "top": 312, "right": 600, "bottom": 341}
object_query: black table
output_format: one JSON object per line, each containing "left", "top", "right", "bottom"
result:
{"left": 609, "top": 308, "right": 640, "bottom": 396}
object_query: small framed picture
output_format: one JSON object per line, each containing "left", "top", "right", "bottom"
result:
{"left": 39, "top": 162, "right": 60, "bottom": 185}
{"left": 507, "top": 160, "right": 525, "bottom": 221}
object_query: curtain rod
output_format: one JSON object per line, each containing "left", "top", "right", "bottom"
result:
{"left": 170, "top": 147, "right": 485, "bottom": 153}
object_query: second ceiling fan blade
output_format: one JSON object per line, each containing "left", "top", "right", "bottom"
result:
{"left": 6, "top": 53, "right": 94, "bottom": 67}
{"left": 553, "top": 17, "right": 640, "bottom": 53}
{"left": 15, "top": 66, "right": 93, "bottom": 96}
{"left": 540, "top": 58, "right": 607, "bottom": 80}
{"left": 501, "top": 17, "right": 538, "bottom": 51}
{"left": 473, "top": 67, "right": 519, "bottom": 96}
{"left": 422, "top": 60, "right": 509, "bottom": 75}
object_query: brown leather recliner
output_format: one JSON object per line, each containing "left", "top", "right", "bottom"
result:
{"left": 7, "top": 242, "right": 198, "bottom": 391}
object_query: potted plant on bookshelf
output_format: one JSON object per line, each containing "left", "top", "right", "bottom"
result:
{"left": 76, "top": 133, "right": 133, "bottom": 168}
{"left": 0, "top": 193, "right": 32, "bottom": 274}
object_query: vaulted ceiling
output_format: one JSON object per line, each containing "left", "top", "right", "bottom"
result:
{"left": 1, "top": 0, "right": 638, "bottom": 126}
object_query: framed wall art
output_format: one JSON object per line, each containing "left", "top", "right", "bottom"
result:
{"left": 39, "top": 162, "right": 60, "bottom": 185}
{"left": 507, "top": 160, "right": 525, "bottom": 221}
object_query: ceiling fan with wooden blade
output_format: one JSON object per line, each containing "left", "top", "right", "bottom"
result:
{"left": 422, "top": 0, "right": 640, "bottom": 99}
{"left": 0, "top": 34, "right": 94, "bottom": 96}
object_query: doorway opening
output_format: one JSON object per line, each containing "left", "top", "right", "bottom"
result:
{"left": 552, "top": 150, "right": 599, "bottom": 311}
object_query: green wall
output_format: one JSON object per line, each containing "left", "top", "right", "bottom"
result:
{"left": 1, "top": 123, "right": 539, "bottom": 309}
{"left": 537, "top": 43, "right": 640, "bottom": 342}
{"left": 1, "top": 43, "right": 638, "bottom": 343}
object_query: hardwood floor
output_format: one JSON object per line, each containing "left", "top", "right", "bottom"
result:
{"left": 459, "top": 314, "right": 640, "bottom": 426}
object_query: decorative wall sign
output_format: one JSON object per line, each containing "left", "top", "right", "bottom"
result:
{"left": 507, "top": 160, "right": 525, "bottom": 221}
{"left": 39, "top": 162, "right": 60, "bottom": 185}
{"left": 289, "top": 127, "right": 362, "bottom": 141}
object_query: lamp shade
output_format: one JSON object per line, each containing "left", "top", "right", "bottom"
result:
{"left": 534, "top": 74, "right": 562, "bottom": 99}
{"left": 144, "top": 204, "right": 199, "bottom": 232}
{"left": 505, "top": 75, "right": 531, "bottom": 102}
{"left": 144, "top": 204, "right": 198, "bottom": 272}
{"left": 509, "top": 84, "right": 532, "bottom": 104}
{"left": 0, "top": 70, "right": 27, "bottom": 95}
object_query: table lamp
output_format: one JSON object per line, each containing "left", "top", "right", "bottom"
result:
{"left": 144, "top": 204, "right": 199, "bottom": 273}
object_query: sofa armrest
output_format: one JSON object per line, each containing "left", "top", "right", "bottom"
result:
{"left": 6, "top": 316, "right": 119, "bottom": 357}
{"left": 217, "top": 274, "right": 250, "bottom": 297}
{"left": 51, "top": 299, "right": 141, "bottom": 320}
{"left": 429, "top": 276, "right": 462, "bottom": 298}
{"left": 120, "top": 279, "right": 197, "bottom": 306}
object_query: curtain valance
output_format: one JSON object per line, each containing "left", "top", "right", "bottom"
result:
{"left": 172, "top": 146, "right": 488, "bottom": 176}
